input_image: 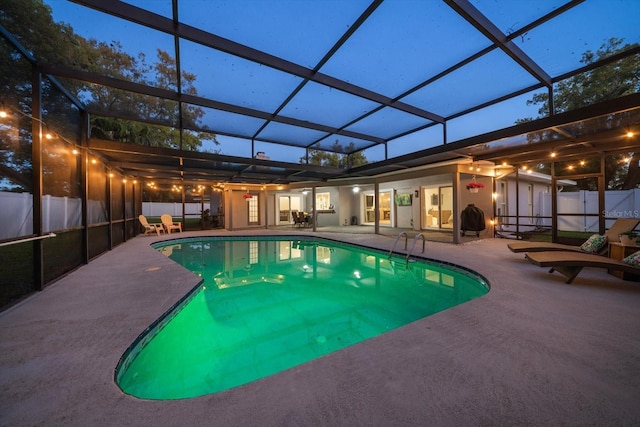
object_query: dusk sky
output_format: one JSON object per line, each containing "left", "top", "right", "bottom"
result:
{"left": 46, "top": 0, "right": 640, "bottom": 163}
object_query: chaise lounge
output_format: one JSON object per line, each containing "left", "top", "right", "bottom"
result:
{"left": 507, "top": 218, "right": 639, "bottom": 254}
{"left": 525, "top": 250, "right": 640, "bottom": 284}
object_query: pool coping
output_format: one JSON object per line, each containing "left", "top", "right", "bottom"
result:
{"left": 2, "top": 229, "right": 640, "bottom": 426}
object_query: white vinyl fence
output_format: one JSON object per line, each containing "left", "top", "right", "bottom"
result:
{"left": 1, "top": 190, "right": 637, "bottom": 240}
{"left": 523, "top": 189, "right": 639, "bottom": 233}
{"left": 0, "top": 192, "right": 208, "bottom": 240}
{"left": 0, "top": 192, "right": 83, "bottom": 240}
{"left": 141, "top": 201, "right": 206, "bottom": 218}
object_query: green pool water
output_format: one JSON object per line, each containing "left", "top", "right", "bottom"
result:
{"left": 116, "top": 236, "right": 489, "bottom": 400}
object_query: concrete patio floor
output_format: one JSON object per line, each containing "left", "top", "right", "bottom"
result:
{"left": 1, "top": 230, "right": 640, "bottom": 426}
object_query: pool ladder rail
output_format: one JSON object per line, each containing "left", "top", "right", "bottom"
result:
{"left": 388, "top": 232, "right": 426, "bottom": 266}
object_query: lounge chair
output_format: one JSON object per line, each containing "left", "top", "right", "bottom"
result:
{"left": 525, "top": 250, "right": 640, "bottom": 284}
{"left": 139, "top": 214, "right": 164, "bottom": 236}
{"left": 507, "top": 218, "right": 639, "bottom": 254}
{"left": 161, "top": 214, "right": 183, "bottom": 234}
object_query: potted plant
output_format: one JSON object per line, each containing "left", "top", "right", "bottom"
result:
{"left": 466, "top": 182, "right": 485, "bottom": 193}
{"left": 619, "top": 231, "right": 638, "bottom": 246}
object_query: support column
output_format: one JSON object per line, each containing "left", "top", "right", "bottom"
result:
{"left": 374, "top": 182, "right": 380, "bottom": 235}
{"left": 80, "top": 110, "right": 89, "bottom": 263}
{"left": 32, "top": 69, "right": 43, "bottom": 291}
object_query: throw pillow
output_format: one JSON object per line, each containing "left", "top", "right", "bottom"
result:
{"left": 623, "top": 251, "right": 640, "bottom": 267}
{"left": 579, "top": 234, "right": 607, "bottom": 254}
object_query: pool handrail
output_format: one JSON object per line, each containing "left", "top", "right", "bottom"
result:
{"left": 388, "top": 232, "right": 408, "bottom": 258}
{"left": 405, "top": 233, "right": 426, "bottom": 265}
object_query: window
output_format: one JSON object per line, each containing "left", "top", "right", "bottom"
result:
{"left": 248, "top": 196, "right": 259, "bottom": 224}
{"left": 316, "top": 192, "right": 330, "bottom": 210}
{"left": 365, "top": 194, "right": 375, "bottom": 223}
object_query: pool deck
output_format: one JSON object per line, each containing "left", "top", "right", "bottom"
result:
{"left": 2, "top": 229, "right": 640, "bottom": 426}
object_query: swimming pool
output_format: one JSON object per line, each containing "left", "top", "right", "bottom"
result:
{"left": 116, "top": 236, "right": 489, "bottom": 400}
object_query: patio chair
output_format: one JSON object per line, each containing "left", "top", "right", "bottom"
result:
{"left": 525, "top": 250, "right": 640, "bottom": 284}
{"left": 161, "top": 214, "right": 183, "bottom": 234}
{"left": 139, "top": 214, "right": 164, "bottom": 236}
{"left": 507, "top": 218, "right": 639, "bottom": 254}
{"left": 304, "top": 212, "right": 314, "bottom": 228}
{"left": 291, "top": 211, "right": 305, "bottom": 228}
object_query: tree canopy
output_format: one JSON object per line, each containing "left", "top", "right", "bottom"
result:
{"left": 519, "top": 38, "right": 639, "bottom": 189}
{"left": 0, "top": 0, "right": 217, "bottom": 194}
{"left": 0, "top": 0, "right": 217, "bottom": 150}
{"left": 301, "top": 141, "right": 368, "bottom": 168}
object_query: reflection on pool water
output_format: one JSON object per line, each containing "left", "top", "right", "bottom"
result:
{"left": 116, "top": 237, "right": 489, "bottom": 400}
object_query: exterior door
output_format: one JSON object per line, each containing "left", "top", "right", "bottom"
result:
{"left": 278, "top": 195, "right": 301, "bottom": 225}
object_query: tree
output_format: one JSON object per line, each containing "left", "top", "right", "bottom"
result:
{"left": 0, "top": 0, "right": 217, "bottom": 155}
{"left": 81, "top": 43, "right": 217, "bottom": 151}
{"left": 519, "top": 38, "right": 639, "bottom": 189}
{"left": 301, "top": 140, "right": 368, "bottom": 168}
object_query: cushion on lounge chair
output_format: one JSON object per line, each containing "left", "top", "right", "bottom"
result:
{"left": 623, "top": 251, "right": 640, "bottom": 267}
{"left": 579, "top": 234, "right": 608, "bottom": 254}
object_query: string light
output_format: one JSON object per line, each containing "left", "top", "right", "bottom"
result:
{"left": 1, "top": 102, "right": 88, "bottom": 158}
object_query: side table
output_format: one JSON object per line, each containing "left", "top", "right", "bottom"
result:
{"left": 608, "top": 242, "right": 640, "bottom": 281}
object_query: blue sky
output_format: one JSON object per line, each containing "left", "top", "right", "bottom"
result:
{"left": 46, "top": 0, "right": 640, "bottom": 163}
